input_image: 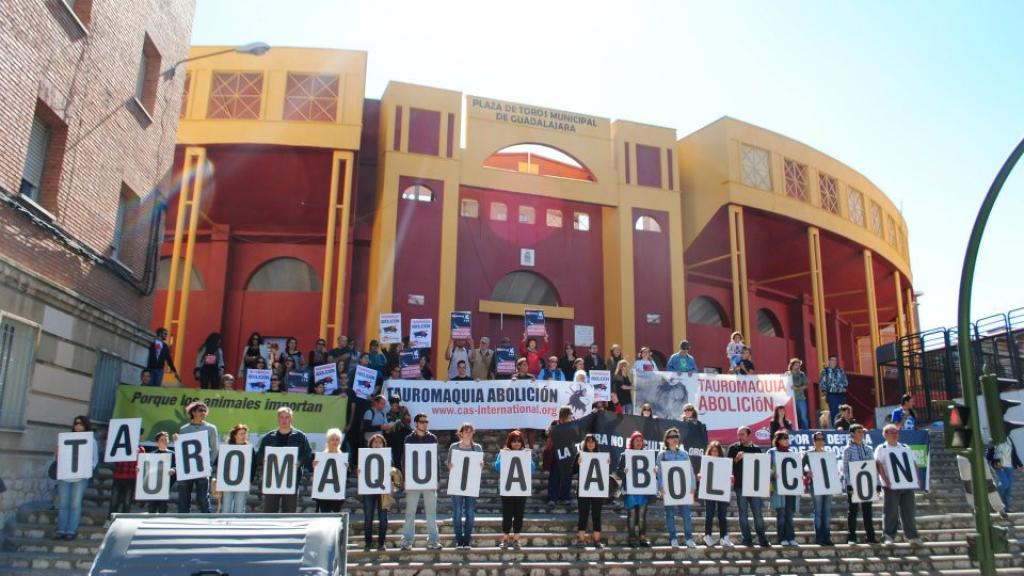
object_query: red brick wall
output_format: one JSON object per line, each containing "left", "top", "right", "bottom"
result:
{"left": 0, "top": 0, "right": 195, "bottom": 326}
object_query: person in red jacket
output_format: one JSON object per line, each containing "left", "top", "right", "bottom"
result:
{"left": 519, "top": 333, "right": 549, "bottom": 376}
{"left": 109, "top": 444, "right": 145, "bottom": 517}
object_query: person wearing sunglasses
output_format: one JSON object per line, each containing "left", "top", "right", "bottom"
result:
{"left": 400, "top": 414, "right": 441, "bottom": 551}
{"left": 804, "top": 431, "right": 835, "bottom": 546}
{"left": 177, "top": 402, "right": 218, "bottom": 513}
{"left": 657, "top": 428, "right": 695, "bottom": 548}
{"left": 494, "top": 429, "right": 535, "bottom": 549}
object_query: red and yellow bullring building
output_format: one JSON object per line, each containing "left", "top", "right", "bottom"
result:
{"left": 159, "top": 47, "right": 914, "bottom": 419}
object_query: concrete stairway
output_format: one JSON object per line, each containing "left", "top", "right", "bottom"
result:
{"left": 2, "top": 429, "right": 1022, "bottom": 575}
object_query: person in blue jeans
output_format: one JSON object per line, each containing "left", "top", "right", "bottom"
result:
{"left": 701, "top": 440, "right": 732, "bottom": 547}
{"left": 657, "top": 427, "right": 695, "bottom": 548}
{"left": 986, "top": 439, "right": 1023, "bottom": 513}
{"left": 728, "top": 426, "right": 770, "bottom": 547}
{"left": 448, "top": 422, "right": 483, "bottom": 549}
{"left": 358, "top": 434, "right": 394, "bottom": 551}
{"left": 768, "top": 431, "right": 797, "bottom": 546}
{"left": 804, "top": 431, "right": 835, "bottom": 545}
{"left": 788, "top": 359, "right": 810, "bottom": 430}
{"left": 55, "top": 416, "right": 98, "bottom": 540}
{"left": 819, "top": 356, "right": 848, "bottom": 426}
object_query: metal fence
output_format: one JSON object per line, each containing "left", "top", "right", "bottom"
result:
{"left": 881, "top": 307, "right": 1023, "bottom": 423}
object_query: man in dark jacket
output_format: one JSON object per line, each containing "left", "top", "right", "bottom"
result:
{"left": 256, "top": 406, "right": 313, "bottom": 513}
{"left": 146, "top": 327, "right": 179, "bottom": 386}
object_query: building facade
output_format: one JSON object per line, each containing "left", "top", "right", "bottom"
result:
{"left": 0, "top": 0, "right": 195, "bottom": 503}
{"left": 160, "top": 47, "right": 914, "bottom": 424}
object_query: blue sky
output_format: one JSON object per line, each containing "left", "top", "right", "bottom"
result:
{"left": 191, "top": 0, "right": 1024, "bottom": 332}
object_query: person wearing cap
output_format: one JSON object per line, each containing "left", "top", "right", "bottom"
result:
{"left": 177, "top": 401, "right": 219, "bottom": 513}
{"left": 666, "top": 340, "right": 698, "bottom": 374}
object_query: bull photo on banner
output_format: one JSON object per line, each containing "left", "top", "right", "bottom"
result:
{"left": 634, "top": 371, "right": 795, "bottom": 443}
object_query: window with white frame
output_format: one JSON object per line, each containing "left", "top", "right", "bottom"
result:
{"left": 460, "top": 198, "right": 479, "bottom": 218}
{"left": 740, "top": 144, "right": 772, "bottom": 191}
{"left": 634, "top": 215, "right": 662, "bottom": 232}
{"left": 0, "top": 315, "right": 39, "bottom": 429}
{"left": 401, "top": 184, "right": 433, "bottom": 202}
{"left": 518, "top": 205, "right": 535, "bottom": 224}
{"left": 573, "top": 212, "right": 590, "bottom": 231}
{"left": 545, "top": 209, "right": 563, "bottom": 228}
{"left": 490, "top": 202, "right": 507, "bottom": 222}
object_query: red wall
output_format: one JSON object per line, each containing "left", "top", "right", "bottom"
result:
{"left": 455, "top": 186, "right": 605, "bottom": 355}
{"left": 391, "top": 176, "right": 445, "bottom": 359}
{"left": 632, "top": 208, "right": 673, "bottom": 358}
{"left": 684, "top": 280, "right": 734, "bottom": 372}
{"left": 748, "top": 291, "right": 795, "bottom": 373}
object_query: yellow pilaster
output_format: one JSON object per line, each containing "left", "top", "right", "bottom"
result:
{"left": 807, "top": 226, "right": 828, "bottom": 368}
{"left": 728, "top": 205, "right": 751, "bottom": 340}
{"left": 906, "top": 288, "right": 918, "bottom": 335}
{"left": 331, "top": 152, "right": 355, "bottom": 343}
{"left": 894, "top": 273, "right": 906, "bottom": 340}
{"left": 319, "top": 151, "right": 355, "bottom": 341}
{"left": 863, "top": 249, "right": 881, "bottom": 404}
{"left": 668, "top": 205, "right": 687, "bottom": 343}
{"left": 436, "top": 175, "right": 461, "bottom": 350}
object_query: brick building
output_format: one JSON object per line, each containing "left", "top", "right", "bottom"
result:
{"left": 0, "top": 0, "right": 195, "bottom": 505}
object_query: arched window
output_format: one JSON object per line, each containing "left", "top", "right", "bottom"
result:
{"left": 156, "top": 258, "right": 204, "bottom": 291}
{"left": 246, "top": 258, "right": 321, "bottom": 292}
{"left": 483, "top": 143, "right": 597, "bottom": 182}
{"left": 401, "top": 184, "right": 433, "bottom": 202}
{"left": 757, "top": 308, "right": 784, "bottom": 338}
{"left": 687, "top": 296, "right": 728, "bottom": 327}
{"left": 491, "top": 271, "right": 559, "bottom": 306}
{"left": 634, "top": 215, "right": 662, "bottom": 232}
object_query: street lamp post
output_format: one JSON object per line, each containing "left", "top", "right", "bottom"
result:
{"left": 956, "top": 136, "right": 1024, "bottom": 576}
{"left": 162, "top": 41, "right": 271, "bottom": 80}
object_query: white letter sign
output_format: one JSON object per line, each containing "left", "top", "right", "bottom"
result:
{"left": 660, "top": 459, "right": 695, "bottom": 505}
{"left": 774, "top": 451, "right": 805, "bottom": 496}
{"left": 741, "top": 453, "right": 771, "bottom": 498}
{"left": 262, "top": 446, "right": 299, "bottom": 495}
{"left": 175, "top": 431, "right": 211, "bottom": 481}
{"left": 579, "top": 452, "right": 610, "bottom": 498}
{"left": 806, "top": 451, "right": 843, "bottom": 496}
{"left": 624, "top": 449, "right": 658, "bottom": 495}
{"left": 216, "top": 444, "right": 253, "bottom": 492}
{"left": 499, "top": 450, "right": 532, "bottom": 496}
{"left": 405, "top": 444, "right": 438, "bottom": 490}
{"left": 698, "top": 455, "right": 732, "bottom": 502}
{"left": 847, "top": 460, "right": 878, "bottom": 503}
{"left": 104, "top": 418, "right": 141, "bottom": 463}
{"left": 447, "top": 450, "right": 483, "bottom": 497}
{"left": 881, "top": 446, "right": 920, "bottom": 490}
{"left": 358, "top": 448, "right": 392, "bottom": 495}
{"left": 134, "top": 453, "right": 171, "bottom": 501}
{"left": 312, "top": 452, "right": 348, "bottom": 500}
{"left": 57, "top": 432, "right": 95, "bottom": 481}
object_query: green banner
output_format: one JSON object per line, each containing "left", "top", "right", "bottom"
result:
{"left": 112, "top": 385, "right": 348, "bottom": 441}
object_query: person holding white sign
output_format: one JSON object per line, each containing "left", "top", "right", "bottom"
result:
{"left": 400, "top": 414, "right": 441, "bottom": 551}
{"left": 657, "top": 428, "right": 696, "bottom": 548}
{"left": 219, "top": 424, "right": 251, "bottom": 514}
{"left": 255, "top": 406, "right": 313, "bottom": 513}
{"left": 145, "top": 432, "right": 176, "bottom": 513}
{"left": 447, "top": 422, "right": 484, "bottom": 549}
{"left": 312, "top": 428, "right": 347, "bottom": 513}
{"left": 357, "top": 434, "right": 400, "bottom": 551}
{"left": 54, "top": 416, "right": 98, "bottom": 540}
{"left": 177, "top": 402, "right": 219, "bottom": 513}
{"left": 842, "top": 424, "right": 878, "bottom": 544}
{"left": 494, "top": 430, "right": 536, "bottom": 549}
{"left": 618, "top": 432, "right": 654, "bottom": 548}
{"left": 700, "top": 441, "right": 732, "bottom": 547}
{"left": 728, "top": 426, "right": 770, "bottom": 548}
{"left": 768, "top": 431, "right": 798, "bottom": 546}
{"left": 875, "top": 424, "right": 922, "bottom": 546}
{"left": 803, "top": 431, "right": 836, "bottom": 546}
{"left": 573, "top": 434, "right": 607, "bottom": 549}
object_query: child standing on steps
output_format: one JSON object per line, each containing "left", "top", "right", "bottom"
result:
{"left": 147, "top": 431, "right": 176, "bottom": 514}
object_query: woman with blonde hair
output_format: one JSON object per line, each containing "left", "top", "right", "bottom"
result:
{"left": 219, "top": 424, "right": 250, "bottom": 514}
{"left": 612, "top": 359, "right": 634, "bottom": 415}
{"left": 313, "top": 427, "right": 346, "bottom": 514}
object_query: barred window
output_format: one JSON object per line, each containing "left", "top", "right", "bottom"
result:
{"left": 460, "top": 198, "right": 479, "bottom": 218}
{"left": 207, "top": 72, "right": 264, "bottom": 119}
{"left": 490, "top": 202, "right": 508, "bottom": 222}
{"left": 545, "top": 209, "right": 563, "bottom": 228}
{"left": 848, "top": 188, "right": 865, "bottom": 226}
{"left": 740, "top": 144, "right": 772, "bottom": 191}
{"left": 886, "top": 215, "right": 898, "bottom": 247}
{"left": 0, "top": 315, "right": 39, "bottom": 429}
{"left": 869, "top": 202, "right": 883, "bottom": 236}
{"left": 819, "top": 173, "right": 840, "bottom": 214}
{"left": 783, "top": 159, "right": 807, "bottom": 201}
{"left": 283, "top": 73, "right": 339, "bottom": 122}
{"left": 518, "top": 205, "right": 535, "bottom": 224}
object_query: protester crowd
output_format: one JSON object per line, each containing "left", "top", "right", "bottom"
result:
{"left": 39, "top": 323, "right": 1018, "bottom": 554}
